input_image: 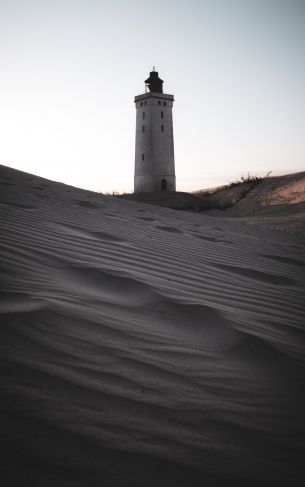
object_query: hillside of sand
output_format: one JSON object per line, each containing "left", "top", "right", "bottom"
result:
{"left": 0, "top": 164, "right": 305, "bottom": 486}
{"left": 124, "top": 172, "right": 305, "bottom": 235}
{"left": 222, "top": 172, "right": 305, "bottom": 235}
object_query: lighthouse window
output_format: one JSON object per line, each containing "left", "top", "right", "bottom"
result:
{"left": 158, "top": 101, "right": 161, "bottom": 105}
{"left": 161, "top": 111, "right": 164, "bottom": 119}
{"left": 142, "top": 153, "right": 144, "bottom": 161}
{"left": 140, "top": 102, "right": 143, "bottom": 106}
{"left": 142, "top": 125, "right": 145, "bottom": 133}
{"left": 145, "top": 101, "right": 147, "bottom": 106}
{"left": 142, "top": 112, "right": 145, "bottom": 119}
{"left": 163, "top": 102, "right": 166, "bottom": 106}
{"left": 161, "top": 125, "right": 164, "bottom": 132}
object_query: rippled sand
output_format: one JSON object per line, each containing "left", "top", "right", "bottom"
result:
{"left": 1, "top": 165, "right": 305, "bottom": 486}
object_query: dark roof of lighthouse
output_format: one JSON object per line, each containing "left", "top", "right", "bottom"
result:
{"left": 145, "top": 70, "right": 163, "bottom": 93}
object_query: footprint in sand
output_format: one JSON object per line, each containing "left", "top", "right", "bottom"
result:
{"left": 76, "top": 200, "right": 104, "bottom": 209}
{"left": 195, "top": 235, "right": 217, "bottom": 242}
{"left": 155, "top": 225, "right": 182, "bottom": 234}
{"left": 137, "top": 217, "right": 156, "bottom": 222}
{"left": 92, "top": 231, "right": 125, "bottom": 243}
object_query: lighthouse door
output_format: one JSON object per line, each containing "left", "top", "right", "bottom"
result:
{"left": 161, "top": 179, "right": 167, "bottom": 190}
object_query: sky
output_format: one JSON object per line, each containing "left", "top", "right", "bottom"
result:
{"left": 0, "top": 0, "right": 305, "bottom": 192}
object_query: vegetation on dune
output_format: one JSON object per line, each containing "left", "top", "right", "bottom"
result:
{"left": 195, "top": 173, "right": 264, "bottom": 198}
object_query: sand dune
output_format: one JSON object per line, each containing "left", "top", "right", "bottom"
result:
{"left": 125, "top": 172, "right": 305, "bottom": 236}
{"left": 1, "top": 164, "right": 305, "bottom": 486}
{"left": 215, "top": 172, "right": 305, "bottom": 235}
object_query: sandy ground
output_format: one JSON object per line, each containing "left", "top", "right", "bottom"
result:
{"left": 0, "top": 165, "right": 305, "bottom": 486}
{"left": 209, "top": 172, "right": 305, "bottom": 236}
{"left": 123, "top": 172, "right": 305, "bottom": 236}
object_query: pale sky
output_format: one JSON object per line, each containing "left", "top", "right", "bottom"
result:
{"left": 0, "top": 0, "right": 304, "bottom": 192}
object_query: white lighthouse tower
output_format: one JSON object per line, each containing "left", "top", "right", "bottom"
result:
{"left": 134, "top": 69, "right": 176, "bottom": 192}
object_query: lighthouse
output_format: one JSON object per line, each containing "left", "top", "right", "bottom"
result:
{"left": 134, "top": 69, "right": 176, "bottom": 192}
